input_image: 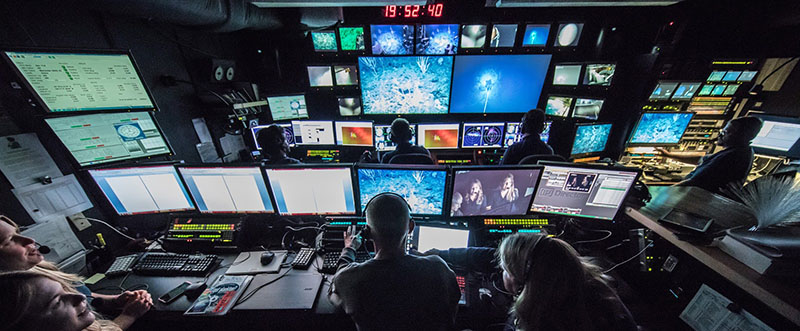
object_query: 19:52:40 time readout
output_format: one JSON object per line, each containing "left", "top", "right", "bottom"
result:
{"left": 383, "top": 4, "right": 444, "bottom": 18}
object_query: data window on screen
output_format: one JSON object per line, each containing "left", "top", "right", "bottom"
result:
{"left": 178, "top": 167, "right": 274, "bottom": 213}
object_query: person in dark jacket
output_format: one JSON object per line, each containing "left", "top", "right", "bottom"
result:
{"left": 500, "top": 109, "right": 554, "bottom": 165}
{"left": 380, "top": 118, "right": 430, "bottom": 163}
{"left": 256, "top": 125, "right": 301, "bottom": 165}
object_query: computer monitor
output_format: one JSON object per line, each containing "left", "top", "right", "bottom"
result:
{"left": 177, "top": 166, "right": 275, "bottom": 214}
{"left": 489, "top": 24, "right": 518, "bottom": 47}
{"left": 411, "top": 225, "right": 469, "bottom": 252}
{"left": 450, "top": 54, "right": 551, "bottom": 114}
{"left": 461, "top": 123, "right": 505, "bottom": 148}
{"left": 545, "top": 96, "right": 573, "bottom": 117}
{"left": 460, "top": 24, "right": 487, "bottom": 48}
{"left": 339, "top": 27, "right": 366, "bottom": 51}
{"left": 697, "top": 85, "right": 714, "bottom": 96}
{"left": 584, "top": 64, "right": 615, "bottom": 86}
{"left": 45, "top": 111, "right": 171, "bottom": 167}
{"left": 707, "top": 70, "right": 726, "bottom": 82}
{"left": 311, "top": 31, "right": 337, "bottom": 52}
{"left": 572, "top": 98, "right": 604, "bottom": 120}
{"left": 88, "top": 165, "right": 194, "bottom": 216}
{"left": 723, "top": 85, "right": 740, "bottom": 96}
{"left": 371, "top": 25, "right": 414, "bottom": 55}
{"left": 450, "top": 166, "right": 542, "bottom": 217}
{"left": 710, "top": 85, "right": 727, "bottom": 96}
{"left": 554, "top": 23, "right": 583, "bottom": 47}
{"left": 722, "top": 71, "right": 742, "bottom": 82}
{"left": 338, "top": 97, "right": 362, "bottom": 116}
{"left": 335, "top": 121, "right": 374, "bottom": 146}
{"left": 307, "top": 66, "right": 334, "bottom": 87}
{"left": 2, "top": 49, "right": 157, "bottom": 113}
{"left": 333, "top": 65, "right": 358, "bottom": 85}
{"left": 374, "top": 124, "right": 417, "bottom": 151}
{"left": 552, "top": 64, "right": 582, "bottom": 86}
{"left": 738, "top": 71, "right": 757, "bottom": 82}
{"left": 267, "top": 94, "right": 308, "bottom": 121}
{"left": 522, "top": 24, "right": 550, "bottom": 47}
{"left": 416, "top": 24, "right": 459, "bottom": 55}
{"left": 356, "top": 164, "right": 448, "bottom": 216}
{"left": 505, "top": 121, "right": 551, "bottom": 146}
{"left": 530, "top": 162, "right": 640, "bottom": 220}
{"left": 749, "top": 113, "right": 800, "bottom": 159}
{"left": 649, "top": 81, "right": 679, "bottom": 100}
{"left": 571, "top": 123, "right": 612, "bottom": 158}
{"left": 418, "top": 123, "right": 459, "bottom": 149}
{"left": 671, "top": 82, "right": 702, "bottom": 100}
{"left": 291, "top": 120, "right": 335, "bottom": 145}
{"left": 628, "top": 112, "right": 695, "bottom": 145}
{"left": 265, "top": 166, "right": 356, "bottom": 216}
{"left": 251, "top": 123, "right": 295, "bottom": 149}
{"left": 359, "top": 56, "right": 453, "bottom": 115}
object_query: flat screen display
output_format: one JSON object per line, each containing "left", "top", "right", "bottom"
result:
{"left": 374, "top": 124, "right": 417, "bottom": 151}
{"left": 413, "top": 226, "right": 469, "bottom": 252}
{"left": 504, "top": 121, "right": 551, "bottom": 146}
{"left": 311, "top": 31, "right": 337, "bottom": 52}
{"left": 89, "top": 166, "right": 194, "bottom": 215}
{"left": 722, "top": 71, "right": 741, "bottom": 82}
{"left": 554, "top": 23, "right": 583, "bottom": 46}
{"left": 451, "top": 167, "right": 542, "bottom": 217}
{"left": 460, "top": 25, "right": 487, "bottom": 48}
{"left": 489, "top": 24, "right": 518, "bottom": 47}
{"left": 267, "top": 95, "right": 308, "bottom": 121}
{"left": 335, "top": 121, "right": 374, "bottom": 146}
{"left": 629, "top": 112, "right": 695, "bottom": 145}
{"left": 461, "top": 123, "right": 505, "bottom": 148}
{"left": 750, "top": 114, "right": 800, "bottom": 158}
{"left": 371, "top": 25, "right": 414, "bottom": 55}
{"left": 357, "top": 165, "right": 448, "bottom": 216}
{"left": 178, "top": 167, "right": 275, "bottom": 214}
{"left": 307, "top": 66, "right": 333, "bottom": 87}
{"left": 738, "top": 71, "right": 757, "bottom": 82}
{"left": 522, "top": 24, "right": 550, "bottom": 46}
{"left": 707, "top": 71, "right": 726, "bottom": 82}
{"left": 416, "top": 24, "right": 459, "bottom": 54}
{"left": 338, "top": 97, "right": 362, "bottom": 116}
{"left": 333, "top": 65, "right": 358, "bottom": 85}
{"left": 418, "top": 123, "right": 459, "bottom": 149}
{"left": 649, "top": 82, "right": 679, "bottom": 100}
{"left": 251, "top": 123, "right": 295, "bottom": 149}
{"left": 584, "top": 64, "right": 615, "bottom": 86}
{"left": 265, "top": 167, "right": 356, "bottom": 216}
{"left": 339, "top": 27, "right": 366, "bottom": 51}
{"left": 359, "top": 56, "right": 453, "bottom": 115}
{"left": 572, "top": 98, "right": 604, "bottom": 120}
{"left": 545, "top": 96, "right": 573, "bottom": 117}
{"left": 671, "top": 82, "right": 702, "bottom": 100}
{"left": 571, "top": 123, "right": 611, "bottom": 156}
{"left": 553, "top": 64, "right": 582, "bottom": 86}
{"left": 291, "top": 121, "right": 335, "bottom": 145}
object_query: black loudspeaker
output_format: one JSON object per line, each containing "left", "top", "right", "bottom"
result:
{"left": 202, "top": 59, "right": 236, "bottom": 83}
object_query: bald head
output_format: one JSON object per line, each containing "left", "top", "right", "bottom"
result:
{"left": 365, "top": 193, "right": 412, "bottom": 244}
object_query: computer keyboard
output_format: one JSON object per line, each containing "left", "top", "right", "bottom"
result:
{"left": 321, "top": 251, "right": 373, "bottom": 274}
{"left": 132, "top": 252, "right": 218, "bottom": 276}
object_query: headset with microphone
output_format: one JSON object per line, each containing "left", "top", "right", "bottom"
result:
{"left": 359, "top": 192, "right": 413, "bottom": 240}
{"left": 35, "top": 242, "right": 51, "bottom": 254}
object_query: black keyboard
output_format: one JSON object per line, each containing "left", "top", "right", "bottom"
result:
{"left": 321, "top": 251, "right": 372, "bottom": 274}
{"left": 132, "top": 252, "right": 218, "bottom": 276}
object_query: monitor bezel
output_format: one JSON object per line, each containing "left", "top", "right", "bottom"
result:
{"left": 175, "top": 163, "right": 278, "bottom": 215}
{"left": 544, "top": 94, "right": 576, "bottom": 118}
{"left": 520, "top": 23, "right": 552, "bottom": 48}
{"left": 448, "top": 165, "right": 544, "bottom": 220}
{"left": 627, "top": 111, "right": 696, "bottom": 146}
{"left": 648, "top": 80, "right": 682, "bottom": 101}
{"left": 460, "top": 122, "right": 506, "bottom": 149}
{"left": 334, "top": 120, "right": 375, "bottom": 147}
{"left": 570, "top": 122, "right": 613, "bottom": 158}
{"left": 415, "top": 23, "right": 461, "bottom": 55}
{"left": 266, "top": 93, "right": 309, "bottom": 121}
{"left": 290, "top": 120, "right": 336, "bottom": 146}
{"left": 86, "top": 164, "right": 196, "bottom": 216}
{"left": 354, "top": 163, "right": 450, "bottom": 217}
{"left": 263, "top": 163, "right": 358, "bottom": 216}
{"left": 748, "top": 113, "right": 800, "bottom": 158}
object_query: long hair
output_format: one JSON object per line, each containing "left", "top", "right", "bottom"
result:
{"left": 468, "top": 179, "right": 485, "bottom": 204}
{"left": 0, "top": 215, "right": 83, "bottom": 283}
{"left": 498, "top": 233, "right": 607, "bottom": 331}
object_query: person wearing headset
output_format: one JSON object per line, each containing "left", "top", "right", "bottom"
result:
{"left": 419, "top": 233, "right": 637, "bottom": 331}
{"left": 500, "top": 109, "right": 554, "bottom": 165}
{"left": 328, "top": 193, "right": 460, "bottom": 331}
{"left": 256, "top": 124, "right": 301, "bottom": 165}
{"left": 378, "top": 118, "right": 430, "bottom": 163}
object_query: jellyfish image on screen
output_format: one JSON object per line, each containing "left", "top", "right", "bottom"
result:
{"left": 338, "top": 97, "right": 362, "bottom": 116}
{"left": 359, "top": 56, "right": 453, "bottom": 114}
{"left": 312, "top": 31, "right": 337, "bottom": 52}
{"left": 630, "top": 113, "right": 695, "bottom": 144}
{"left": 339, "top": 27, "right": 365, "bottom": 51}
{"left": 545, "top": 96, "right": 573, "bottom": 117}
{"left": 584, "top": 64, "right": 615, "bottom": 86}
{"left": 571, "top": 123, "right": 611, "bottom": 156}
{"left": 554, "top": 23, "right": 583, "bottom": 47}
{"left": 522, "top": 24, "right": 550, "bottom": 46}
{"left": 490, "top": 24, "right": 518, "bottom": 47}
{"left": 357, "top": 168, "right": 446, "bottom": 215}
{"left": 461, "top": 24, "right": 487, "bottom": 48}
{"left": 371, "top": 25, "right": 414, "bottom": 55}
{"left": 307, "top": 66, "right": 333, "bottom": 87}
{"left": 417, "top": 24, "right": 459, "bottom": 54}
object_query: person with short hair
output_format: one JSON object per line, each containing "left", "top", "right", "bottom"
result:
{"left": 256, "top": 125, "right": 301, "bottom": 165}
{"left": 500, "top": 109, "right": 554, "bottom": 165}
{"left": 380, "top": 118, "right": 430, "bottom": 163}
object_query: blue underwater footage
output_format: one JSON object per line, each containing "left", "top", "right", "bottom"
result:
{"left": 416, "top": 24, "right": 459, "bottom": 54}
{"left": 572, "top": 123, "right": 611, "bottom": 155}
{"left": 630, "top": 113, "right": 694, "bottom": 144}
{"left": 357, "top": 168, "right": 447, "bottom": 215}
{"left": 359, "top": 56, "right": 453, "bottom": 114}
{"left": 371, "top": 25, "right": 414, "bottom": 55}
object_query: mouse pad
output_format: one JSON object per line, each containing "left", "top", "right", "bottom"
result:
{"left": 225, "top": 250, "right": 287, "bottom": 275}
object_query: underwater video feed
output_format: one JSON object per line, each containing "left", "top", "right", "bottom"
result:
{"left": 461, "top": 24, "right": 487, "bottom": 48}
{"left": 338, "top": 97, "right": 362, "bottom": 116}
{"left": 522, "top": 24, "right": 550, "bottom": 46}
{"left": 307, "top": 66, "right": 333, "bottom": 87}
{"left": 490, "top": 24, "right": 518, "bottom": 47}
{"left": 572, "top": 98, "right": 604, "bottom": 120}
{"left": 416, "top": 24, "right": 459, "bottom": 54}
{"left": 339, "top": 27, "right": 365, "bottom": 51}
{"left": 312, "top": 31, "right": 337, "bottom": 51}
{"left": 357, "top": 167, "right": 447, "bottom": 215}
{"left": 555, "top": 23, "right": 583, "bottom": 46}
{"left": 334, "top": 65, "right": 358, "bottom": 85}
{"left": 553, "top": 64, "right": 582, "bottom": 85}
{"left": 451, "top": 168, "right": 542, "bottom": 217}
{"left": 571, "top": 123, "right": 611, "bottom": 156}
{"left": 629, "top": 112, "right": 694, "bottom": 144}
{"left": 371, "top": 25, "right": 414, "bottom": 55}
{"left": 450, "top": 54, "right": 552, "bottom": 113}
{"left": 545, "top": 96, "right": 573, "bottom": 117}
{"left": 359, "top": 56, "right": 453, "bottom": 114}
{"left": 584, "top": 64, "right": 615, "bottom": 86}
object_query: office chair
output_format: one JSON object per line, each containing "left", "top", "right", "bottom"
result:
{"left": 388, "top": 153, "right": 435, "bottom": 165}
{"left": 518, "top": 154, "right": 566, "bottom": 164}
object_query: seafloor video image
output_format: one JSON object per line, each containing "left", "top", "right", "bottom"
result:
{"left": 416, "top": 24, "right": 459, "bottom": 54}
{"left": 451, "top": 168, "right": 541, "bottom": 217}
{"left": 334, "top": 65, "right": 358, "bottom": 85}
{"left": 572, "top": 98, "right": 604, "bottom": 120}
{"left": 630, "top": 113, "right": 694, "bottom": 144}
{"left": 371, "top": 25, "right": 414, "bottom": 55}
{"left": 312, "top": 31, "right": 337, "bottom": 51}
{"left": 358, "top": 168, "right": 446, "bottom": 215}
{"left": 339, "top": 27, "right": 365, "bottom": 51}
{"left": 359, "top": 56, "right": 453, "bottom": 114}
{"left": 545, "top": 96, "right": 573, "bottom": 117}
{"left": 572, "top": 123, "right": 611, "bottom": 155}
{"left": 584, "top": 64, "right": 615, "bottom": 86}
{"left": 338, "top": 97, "right": 362, "bottom": 116}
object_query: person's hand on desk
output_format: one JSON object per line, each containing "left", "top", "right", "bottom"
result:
{"left": 112, "top": 290, "right": 153, "bottom": 330}
{"left": 343, "top": 225, "right": 363, "bottom": 251}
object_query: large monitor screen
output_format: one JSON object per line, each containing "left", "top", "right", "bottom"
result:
{"left": 3, "top": 50, "right": 156, "bottom": 113}
{"left": 504, "top": 121, "right": 551, "bottom": 146}
{"left": 629, "top": 112, "right": 695, "bottom": 145}
{"left": 251, "top": 123, "right": 296, "bottom": 149}
{"left": 374, "top": 124, "right": 417, "bottom": 151}
{"left": 649, "top": 81, "right": 679, "bottom": 100}
{"left": 552, "top": 64, "right": 582, "bottom": 86}
{"left": 572, "top": 98, "right": 604, "bottom": 120}
{"left": 412, "top": 226, "right": 469, "bottom": 252}
{"left": 371, "top": 25, "right": 414, "bottom": 55}
{"left": 451, "top": 167, "right": 542, "bottom": 217}
{"left": 749, "top": 114, "right": 800, "bottom": 158}
{"left": 335, "top": 121, "right": 374, "bottom": 146}
{"left": 531, "top": 163, "right": 639, "bottom": 220}
{"left": 416, "top": 24, "right": 459, "bottom": 54}
{"left": 89, "top": 166, "right": 194, "bottom": 215}
{"left": 461, "top": 123, "right": 504, "bottom": 148}
{"left": 291, "top": 120, "right": 335, "bottom": 145}
{"left": 265, "top": 167, "right": 356, "bottom": 216}
{"left": 177, "top": 167, "right": 275, "bottom": 214}
{"left": 359, "top": 56, "right": 453, "bottom": 115}
{"left": 571, "top": 123, "right": 612, "bottom": 157}
{"left": 450, "top": 54, "right": 552, "bottom": 114}
{"left": 45, "top": 112, "right": 170, "bottom": 167}
{"left": 267, "top": 95, "right": 308, "bottom": 121}
{"left": 357, "top": 165, "right": 447, "bottom": 216}
{"left": 418, "top": 123, "right": 459, "bottom": 149}
{"left": 584, "top": 64, "right": 615, "bottom": 86}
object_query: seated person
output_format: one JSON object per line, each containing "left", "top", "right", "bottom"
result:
{"left": 0, "top": 215, "right": 151, "bottom": 330}
{"left": 420, "top": 233, "right": 637, "bottom": 331}
{"left": 256, "top": 125, "right": 301, "bottom": 165}
{"left": 486, "top": 173, "right": 521, "bottom": 215}
{"left": 500, "top": 109, "right": 554, "bottom": 165}
{"left": 380, "top": 118, "right": 430, "bottom": 163}
{"left": 329, "top": 193, "right": 460, "bottom": 331}
{"left": 658, "top": 116, "right": 763, "bottom": 194}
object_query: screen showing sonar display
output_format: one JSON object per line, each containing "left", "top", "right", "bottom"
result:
{"left": 461, "top": 123, "right": 504, "bottom": 148}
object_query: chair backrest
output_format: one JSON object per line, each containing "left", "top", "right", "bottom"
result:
{"left": 519, "top": 154, "right": 566, "bottom": 164}
{"left": 389, "top": 153, "right": 435, "bottom": 165}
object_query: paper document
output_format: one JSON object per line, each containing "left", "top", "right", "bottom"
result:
{"left": 680, "top": 284, "right": 773, "bottom": 331}
{"left": 0, "top": 133, "right": 62, "bottom": 188}
{"left": 192, "top": 118, "right": 213, "bottom": 143}
{"left": 12, "top": 174, "right": 93, "bottom": 222}
{"left": 220, "top": 134, "right": 246, "bottom": 163}
{"left": 21, "top": 217, "right": 85, "bottom": 265}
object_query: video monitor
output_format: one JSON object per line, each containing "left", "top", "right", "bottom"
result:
{"left": 461, "top": 123, "right": 505, "bottom": 148}
{"left": 489, "top": 24, "right": 518, "bottom": 47}
{"left": 522, "top": 24, "right": 550, "bottom": 47}
{"left": 738, "top": 71, "right": 757, "bottom": 82}
{"left": 723, "top": 85, "right": 740, "bottom": 96}
{"left": 722, "top": 71, "right": 742, "bottom": 82}
{"left": 530, "top": 163, "right": 640, "bottom": 220}
{"left": 177, "top": 166, "right": 275, "bottom": 214}
{"left": 571, "top": 123, "right": 612, "bottom": 157}
{"left": 572, "top": 98, "right": 604, "bottom": 120}
{"left": 356, "top": 165, "right": 448, "bottom": 216}
{"left": 671, "top": 82, "right": 702, "bottom": 100}
{"left": 710, "top": 85, "right": 726, "bottom": 96}
{"left": 359, "top": 56, "right": 453, "bottom": 114}
{"left": 584, "top": 64, "right": 615, "bottom": 86}
{"left": 371, "top": 25, "right": 414, "bottom": 55}
{"left": 628, "top": 112, "right": 695, "bottom": 145}
{"left": 451, "top": 166, "right": 542, "bottom": 217}
{"left": 339, "top": 27, "right": 366, "bottom": 51}
{"left": 416, "top": 24, "right": 459, "bottom": 54}
{"left": 334, "top": 65, "right": 358, "bottom": 85}
{"left": 265, "top": 166, "right": 356, "bottom": 216}
{"left": 450, "top": 54, "right": 552, "bottom": 114}
{"left": 374, "top": 124, "right": 417, "bottom": 151}
{"left": 291, "top": 120, "right": 335, "bottom": 145}
{"left": 311, "top": 31, "right": 337, "bottom": 52}
{"left": 418, "top": 123, "right": 459, "bottom": 149}
{"left": 88, "top": 165, "right": 194, "bottom": 215}
{"left": 697, "top": 85, "right": 714, "bottom": 96}
{"left": 338, "top": 97, "right": 362, "bottom": 116}
{"left": 552, "top": 64, "right": 582, "bottom": 86}
{"left": 45, "top": 112, "right": 171, "bottom": 167}
{"left": 307, "top": 66, "right": 333, "bottom": 87}
{"left": 554, "top": 23, "right": 583, "bottom": 47}
{"left": 335, "top": 121, "right": 374, "bottom": 146}
{"left": 749, "top": 113, "right": 800, "bottom": 158}
{"left": 504, "top": 121, "right": 551, "bottom": 146}
{"left": 411, "top": 225, "right": 469, "bottom": 252}
{"left": 707, "top": 70, "right": 726, "bottom": 82}
{"left": 545, "top": 96, "right": 574, "bottom": 117}
{"left": 2, "top": 50, "right": 157, "bottom": 113}
{"left": 251, "top": 123, "right": 295, "bottom": 149}
{"left": 649, "top": 81, "right": 679, "bottom": 100}
{"left": 460, "top": 24, "right": 487, "bottom": 48}
{"left": 267, "top": 94, "right": 308, "bottom": 121}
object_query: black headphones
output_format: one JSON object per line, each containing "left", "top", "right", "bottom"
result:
{"left": 361, "top": 192, "right": 413, "bottom": 239}
{"left": 520, "top": 234, "right": 549, "bottom": 288}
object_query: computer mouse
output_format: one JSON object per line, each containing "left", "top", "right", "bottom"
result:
{"left": 260, "top": 251, "right": 275, "bottom": 265}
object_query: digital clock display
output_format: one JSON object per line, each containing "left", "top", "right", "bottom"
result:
{"left": 383, "top": 4, "right": 444, "bottom": 18}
